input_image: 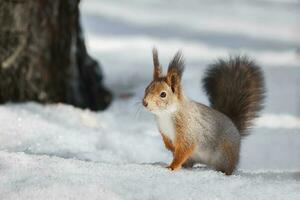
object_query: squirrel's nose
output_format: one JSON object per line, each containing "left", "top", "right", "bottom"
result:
{"left": 143, "top": 100, "right": 148, "bottom": 107}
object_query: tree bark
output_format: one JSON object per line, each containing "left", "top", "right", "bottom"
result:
{"left": 0, "top": 0, "right": 112, "bottom": 110}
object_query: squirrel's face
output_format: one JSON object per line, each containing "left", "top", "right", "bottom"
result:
{"left": 143, "top": 80, "right": 178, "bottom": 114}
{"left": 143, "top": 48, "right": 185, "bottom": 114}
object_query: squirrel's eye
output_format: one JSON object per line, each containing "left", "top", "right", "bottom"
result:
{"left": 160, "top": 92, "right": 166, "bottom": 98}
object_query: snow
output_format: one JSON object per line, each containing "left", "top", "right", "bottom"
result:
{"left": 1, "top": 152, "right": 299, "bottom": 200}
{"left": 1, "top": 0, "right": 300, "bottom": 199}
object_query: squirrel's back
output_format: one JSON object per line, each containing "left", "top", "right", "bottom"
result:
{"left": 202, "top": 56, "right": 265, "bottom": 136}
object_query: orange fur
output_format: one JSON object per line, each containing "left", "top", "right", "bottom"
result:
{"left": 168, "top": 115, "right": 195, "bottom": 171}
{"left": 168, "top": 138, "right": 195, "bottom": 171}
{"left": 161, "top": 133, "right": 175, "bottom": 152}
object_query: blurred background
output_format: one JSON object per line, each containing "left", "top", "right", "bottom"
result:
{"left": 81, "top": 0, "right": 300, "bottom": 112}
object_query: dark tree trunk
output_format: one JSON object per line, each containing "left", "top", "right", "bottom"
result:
{"left": 0, "top": 0, "right": 112, "bottom": 110}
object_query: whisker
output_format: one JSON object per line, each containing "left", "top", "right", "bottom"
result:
{"left": 132, "top": 98, "right": 145, "bottom": 119}
{"left": 134, "top": 101, "right": 142, "bottom": 106}
{"left": 134, "top": 105, "right": 142, "bottom": 119}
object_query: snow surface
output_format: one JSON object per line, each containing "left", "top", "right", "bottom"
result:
{"left": 1, "top": 0, "right": 300, "bottom": 199}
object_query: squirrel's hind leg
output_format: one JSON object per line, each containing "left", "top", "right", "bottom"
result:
{"left": 213, "top": 139, "right": 240, "bottom": 175}
{"left": 215, "top": 161, "right": 236, "bottom": 175}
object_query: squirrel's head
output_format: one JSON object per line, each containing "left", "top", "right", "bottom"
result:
{"left": 143, "top": 48, "right": 185, "bottom": 115}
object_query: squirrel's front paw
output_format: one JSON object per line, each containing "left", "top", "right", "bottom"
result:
{"left": 167, "top": 164, "right": 181, "bottom": 171}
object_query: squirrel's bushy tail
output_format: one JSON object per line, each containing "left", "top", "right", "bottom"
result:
{"left": 202, "top": 56, "right": 265, "bottom": 136}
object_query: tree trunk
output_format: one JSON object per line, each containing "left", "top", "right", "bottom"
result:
{"left": 0, "top": 0, "right": 112, "bottom": 110}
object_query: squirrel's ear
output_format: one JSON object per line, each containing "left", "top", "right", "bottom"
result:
{"left": 167, "top": 51, "right": 185, "bottom": 93}
{"left": 152, "top": 48, "right": 162, "bottom": 80}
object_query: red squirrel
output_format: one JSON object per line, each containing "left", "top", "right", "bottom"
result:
{"left": 143, "top": 48, "right": 265, "bottom": 175}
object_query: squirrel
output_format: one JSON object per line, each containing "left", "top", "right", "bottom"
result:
{"left": 143, "top": 48, "right": 265, "bottom": 175}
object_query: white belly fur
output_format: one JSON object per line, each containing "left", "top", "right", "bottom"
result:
{"left": 156, "top": 113, "right": 176, "bottom": 142}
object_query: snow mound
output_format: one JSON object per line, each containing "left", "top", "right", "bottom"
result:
{"left": 1, "top": 152, "right": 299, "bottom": 200}
{"left": 0, "top": 103, "right": 169, "bottom": 164}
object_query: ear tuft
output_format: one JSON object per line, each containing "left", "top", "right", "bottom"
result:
{"left": 167, "top": 51, "right": 185, "bottom": 93}
{"left": 152, "top": 47, "right": 162, "bottom": 79}
{"left": 167, "top": 51, "right": 185, "bottom": 78}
